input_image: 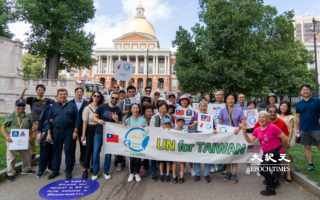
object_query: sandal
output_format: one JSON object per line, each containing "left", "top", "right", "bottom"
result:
{"left": 232, "top": 173, "right": 238, "bottom": 183}
{"left": 179, "top": 177, "right": 184, "bottom": 184}
{"left": 224, "top": 172, "right": 232, "bottom": 181}
{"left": 173, "top": 176, "right": 178, "bottom": 184}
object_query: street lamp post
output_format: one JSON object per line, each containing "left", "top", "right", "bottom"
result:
{"left": 311, "top": 17, "right": 320, "bottom": 98}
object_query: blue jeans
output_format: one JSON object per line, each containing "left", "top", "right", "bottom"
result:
{"left": 151, "top": 160, "right": 157, "bottom": 173}
{"left": 93, "top": 134, "right": 111, "bottom": 173}
{"left": 194, "top": 163, "right": 211, "bottom": 176}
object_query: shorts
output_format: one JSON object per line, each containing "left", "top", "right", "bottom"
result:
{"left": 300, "top": 131, "right": 320, "bottom": 146}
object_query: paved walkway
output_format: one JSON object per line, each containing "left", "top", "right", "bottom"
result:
{"left": 0, "top": 146, "right": 317, "bottom": 200}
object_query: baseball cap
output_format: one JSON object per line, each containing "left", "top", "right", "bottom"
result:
{"left": 176, "top": 116, "right": 185, "bottom": 122}
{"left": 168, "top": 93, "right": 176, "bottom": 98}
{"left": 162, "top": 118, "right": 171, "bottom": 124}
{"left": 154, "top": 91, "right": 160, "bottom": 95}
{"left": 119, "top": 89, "right": 126, "bottom": 93}
{"left": 15, "top": 99, "right": 26, "bottom": 106}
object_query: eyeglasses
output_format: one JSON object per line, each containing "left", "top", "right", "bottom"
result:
{"left": 17, "top": 104, "right": 26, "bottom": 107}
{"left": 93, "top": 95, "right": 101, "bottom": 98}
{"left": 145, "top": 90, "right": 151, "bottom": 92}
{"left": 143, "top": 100, "right": 150, "bottom": 102}
{"left": 114, "top": 86, "right": 120, "bottom": 88}
{"left": 111, "top": 97, "right": 119, "bottom": 100}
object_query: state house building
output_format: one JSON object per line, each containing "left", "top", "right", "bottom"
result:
{"left": 67, "top": 3, "right": 179, "bottom": 93}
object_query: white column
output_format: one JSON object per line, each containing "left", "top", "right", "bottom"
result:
{"left": 144, "top": 55, "right": 147, "bottom": 74}
{"left": 127, "top": 55, "right": 129, "bottom": 62}
{"left": 167, "top": 56, "right": 170, "bottom": 75}
{"left": 96, "top": 56, "right": 99, "bottom": 74}
{"left": 153, "top": 55, "right": 155, "bottom": 74}
{"left": 118, "top": 55, "right": 121, "bottom": 61}
{"left": 107, "top": 56, "right": 110, "bottom": 74}
{"left": 135, "top": 55, "right": 138, "bottom": 74}
{"left": 156, "top": 55, "right": 158, "bottom": 74}
{"left": 164, "top": 56, "right": 167, "bottom": 74}
{"left": 99, "top": 56, "right": 101, "bottom": 74}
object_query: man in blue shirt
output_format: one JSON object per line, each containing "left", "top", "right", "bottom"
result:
{"left": 296, "top": 84, "right": 320, "bottom": 172}
{"left": 235, "top": 94, "right": 248, "bottom": 111}
{"left": 46, "top": 89, "right": 79, "bottom": 180}
{"left": 70, "top": 87, "right": 88, "bottom": 167}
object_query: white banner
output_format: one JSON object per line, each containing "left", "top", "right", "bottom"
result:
{"left": 244, "top": 109, "right": 258, "bottom": 129}
{"left": 124, "top": 96, "right": 141, "bottom": 105}
{"left": 208, "top": 104, "right": 225, "bottom": 126}
{"left": 193, "top": 103, "right": 200, "bottom": 114}
{"left": 10, "top": 129, "right": 29, "bottom": 150}
{"left": 114, "top": 60, "right": 133, "bottom": 81}
{"left": 197, "top": 114, "right": 214, "bottom": 132}
{"left": 103, "top": 123, "right": 262, "bottom": 164}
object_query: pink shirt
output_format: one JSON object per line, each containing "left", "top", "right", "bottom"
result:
{"left": 252, "top": 123, "right": 284, "bottom": 154}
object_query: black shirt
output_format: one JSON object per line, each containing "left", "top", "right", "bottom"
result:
{"left": 95, "top": 104, "right": 122, "bottom": 135}
{"left": 26, "top": 97, "right": 55, "bottom": 122}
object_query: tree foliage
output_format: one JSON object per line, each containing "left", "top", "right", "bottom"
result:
{"left": 0, "top": 0, "right": 14, "bottom": 39}
{"left": 22, "top": 52, "right": 45, "bottom": 78}
{"left": 172, "top": 0, "right": 314, "bottom": 95}
{"left": 15, "top": 0, "right": 96, "bottom": 79}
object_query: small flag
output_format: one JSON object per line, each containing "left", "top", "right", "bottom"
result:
{"left": 201, "top": 115, "right": 210, "bottom": 122}
{"left": 246, "top": 145, "right": 261, "bottom": 153}
{"left": 176, "top": 110, "right": 184, "bottom": 116}
{"left": 106, "top": 134, "right": 119, "bottom": 143}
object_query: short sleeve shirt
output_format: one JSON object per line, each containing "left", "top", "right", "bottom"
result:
{"left": 296, "top": 97, "right": 320, "bottom": 131}
{"left": 82, "top": 105, "right": 97, "bottom": 125}
{"left": 26, "top": 97, "right": 55, "bottom": 122}
{"left": 95, "top": 104, "right": 123, "bottom": 135}
{"left": 189, "top": 113, "right": 216, "bottom": 132}
{"left": 125, "top": 116, "right": 148, "bottom": 126}
{"left": 2, "top": 111, "right": 33, "bottom": 134}
{"left": 218, "top": 107, "right": 245, "bottom": 127}
{"left": 252, "top": 123, "right": 284, "bottom": 154}
{"left": 254, "top": 118, "right": 289, "bottom": 136}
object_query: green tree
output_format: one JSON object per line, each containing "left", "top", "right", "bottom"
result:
{"left": 0, "top": 0, "right": 14, "bottom": 39}
{"left": 15, "top": 0, "right": 96, "bottom": 79}
{"left": 172, "top": 0, "right": 314, "bottom": 95}
{"left": 22, "top": 52, "right": 45, "bottom": 78}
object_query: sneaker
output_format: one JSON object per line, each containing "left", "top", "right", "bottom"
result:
{"left": 194, "top": 175, "right": 200, "bottom": 182}
{"left": 31, "top": 154, "right": 36, "bottom": 161}
{"left": 189, "top": 168, "right": 195, "bottom": 176}
{"left": 141, "top": 169, "right": 149, "bottom": 176}
{"left": 260, "top": 187, "right": 276, "bottom": 196}
{"left": 210, "top": 166, "right": 216, "bottom": 174}
{"left": 116, "top": 163, "right": 122, "bottom": 172}
{"left": 82, "top": 170, "right": 88, "bottom": 179}
{"left": 103, "top": 172, "right": 111, "bottom": 180}
{"left": 7, "top": 175, "right": 15, "bottom": 182}
{"left": 257, "top": 171, "right": 261, "bottom": 176}
{"left": 46, "top": 169, "right": 52, "bottom": 174}
{"left": 151, "top": 173, "right": 157, "bottom": 181}
{"left": 160, "top": 174, "right": 165, "bottom": 182}
{"left": 140, "top": 166, "right": 144, "bottom": 172}
{"left": 165, "top": 175, "right": 170, "bottom": 182}
{"left": 135, "top": 174, "right": 141, "bottom": 182}
{"left": 205, "top": 175, "right": 210, "bottom": 183}
{"left": 246, "top": 167, "right": 251, "bottom": 175}
{"left": 306, "top": 165, "right": 314, "bottom": 172}
{"left": 92, "top": 172, "right": 100, "bottom": 180}
{"left": 128, "top": 174, "right": 134, "bottom": 182}
{"left": 285, "top": 179, "right": 292, "bottom": 184}
{"left": 21, "top": 169, "right": 36, "bottom": 175}
{"left": 37, "top": 172, "right": 44, "bottom": 178}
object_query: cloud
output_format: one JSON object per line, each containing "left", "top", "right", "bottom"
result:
{"left": 8, "top": 22, "right": 31, "bottom": 44}
{"left": 94, "top": 1, "right": 100, "bottom": 9}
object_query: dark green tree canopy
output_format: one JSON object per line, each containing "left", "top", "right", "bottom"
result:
{"left": 0, "top": 0, "right": 14, "bottom": 39}
{"left": 172, "top": 0, "right": 314, "bottom": 95}
{"left": 15, "top": 0, "right": 96, "bottom": 79}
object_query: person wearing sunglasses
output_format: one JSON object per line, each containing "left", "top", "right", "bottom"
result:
{"left": 80, "top": 91, "right": 104, "bottom": 179}
{"left": 70, "top": 87, "right": 88, "bottom": 167}
{"left": 144, "top": 86, "right": 152, "bottom": 96}
{"left": 2, "top": 99, "right": 36, "bottom": 182}
{"left": 140, "top": 96, "right": 152, "bottom": 115}
{"left": 91, "top": 92, "right": 122, "bottom": 180}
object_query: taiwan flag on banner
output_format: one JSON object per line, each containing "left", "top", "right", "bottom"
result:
{"left": 175, "top": 110, "right": 184, "bottom": 116}
{"left": 106, "top": 134, "right": 119, "bottom": 143}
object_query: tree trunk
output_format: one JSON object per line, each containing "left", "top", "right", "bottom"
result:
{"left": 47, "top": 36, "right": 60, "bottom": 79}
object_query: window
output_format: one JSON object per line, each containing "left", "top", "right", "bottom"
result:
{"left": 147, "top": 79, "right": 152, "bottom": 87}
{"left": 140, "top": 64, "right": 144, "bottom": 72}
{"left": 124, "top": 45, "right": 129, "bottom": 49}
{"left": 309, "top": 63, "right": 315, "bottom": 69}
{"left": 116, "top": 45, "right": 120, "bottom": 49}
{"left": 150, "top": 45, "right": 154, "bottom": 49}
{"left": 140, "top": 58, "right": 144, "bottom": 61}
{"left": 148, "top": 64, "right": 153, "bottom": 73}
{"left": 159, "top": 58, "right": 164, "bottom": 61}
{"left": 172, "top": 80, "right": 177, "bottom": 90}
{"left": 141, "top": 45, "right": 146, "bottom": 49}
{"left": 133, "top": 45, "right": 138, "bottom": 49}
{"left": 159, "top": 65, "right": 164, "bottom": 73}
{"left": 132, "top": 65, "right": 136, "bottom": 73}
{"left": 158, "top": 79, "right": 164, "bottom": 90}
{"left": 103, "top": 58, "right": 107, "bottom": 61}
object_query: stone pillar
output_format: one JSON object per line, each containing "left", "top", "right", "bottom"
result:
{"left": 156, "top": 55, "right": 158, "bottom": 74}
{"left": 153, "top": 55, "right": 155, "bottom": 74}
{"left": 118, "top": 55, "right": 120, "bottom": 61}
{"left": 127, "top": 55, "right": 130, "bottom": 62}
{"left": 167, "top": 56, "right": 170, "bottom": 75}
{"left": 135, "top": 55, "right": 138, "bottom": 74}
{"left": 144, "top": 55, "right": 147, "bottom": 74}
{"left": 164, "top": 56, "right": 167, "bottom": 74}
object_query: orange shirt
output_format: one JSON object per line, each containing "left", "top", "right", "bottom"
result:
{"left": 254, "top": 118, "right": 289, "bottom": 136}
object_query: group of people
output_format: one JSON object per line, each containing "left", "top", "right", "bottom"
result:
{"left": 2, "top": 83, "right": 320, "bottom": 197}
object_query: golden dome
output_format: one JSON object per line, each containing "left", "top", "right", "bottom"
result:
{"left": 123, "top": 17, "right": 156, "bottom": 37}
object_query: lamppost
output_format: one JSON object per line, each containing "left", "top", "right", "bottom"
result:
{"left": 310, "top": 17, "right": 320, "bottom": 98}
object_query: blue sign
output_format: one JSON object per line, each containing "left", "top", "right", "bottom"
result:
{"left": 39, "top": 178, "right": 99, "bottom": 200}
{"left": 12, "top": 131, "right": 19, "bottom": 137}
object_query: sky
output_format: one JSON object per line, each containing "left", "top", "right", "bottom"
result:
{"left": 8, "top": 0, "right": 320, "bottom": 51}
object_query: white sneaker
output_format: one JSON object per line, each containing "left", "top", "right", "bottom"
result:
{"left": 103, "top": 172, "right": 111, "bottom": 180}
{"left": 257, "top": 171, "right": 261, "bottom": 176}
{"left": 190, "top": 168, "right": 195, "bottom": 176}
{"left": 92, "top": 172, "right": 100, "bottom": 180}
{"left": 46, "top": 169, "right": 52, "bottom": 174}
{"left": 246, "top": 167, "right": 251, "bottom": 175}
{"left": 128, "top": 174, "right": 134, "bottom": 182}
{"left": 135, "top": 174, "right": 141, "bottom": 182}
{"left": 116, "top": 163, "right": 122, "bottom": 172}
{"left": 210, "top": 166, "right": 216, "bottom": 174}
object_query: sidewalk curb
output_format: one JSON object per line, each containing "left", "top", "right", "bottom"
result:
{"left": 291, "top": 169, "right": 320, "bottom": 198}
{"left": 0, "top": 155, "right": 40, "bottom": 182}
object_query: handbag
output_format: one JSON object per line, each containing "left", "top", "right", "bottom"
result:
{"left": 289, "top": 129, "right": 297, "bottom": 148}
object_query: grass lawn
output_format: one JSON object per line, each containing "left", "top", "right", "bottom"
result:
{"left": 0, "top": 117, "right": 40, "bottom": 171}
